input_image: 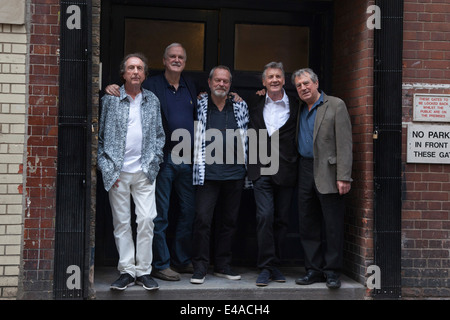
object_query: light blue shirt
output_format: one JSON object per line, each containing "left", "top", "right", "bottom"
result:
{"left": 298, "top": 92, "right": 324, "bottom": 158}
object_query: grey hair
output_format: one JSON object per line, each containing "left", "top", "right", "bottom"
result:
{"left": 163, "top": 43, "right": 187, "bottom": 61}
{"left": 262, "top": 62, "right": 285, "bottom": 80}
{"left": 291, "top": 68, "right": 318, "bottom": 85}
{"left": 208, "top": 65, "right": 232, "bottom": 82}
{"left": 119, "top": 52, "right": 149, "bottom": 83}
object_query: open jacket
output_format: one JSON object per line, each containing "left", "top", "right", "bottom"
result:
{"left": 97, "top": 86, "right": 165, "bottom": 191}
{"left": 247, "top": 93, "right": 299, "bottom": 187}
{"left": 193, "top": 93, "right": 249, "bottom": 186}
{"left": 295, "top": 92, "right": 353, "bottom": 194}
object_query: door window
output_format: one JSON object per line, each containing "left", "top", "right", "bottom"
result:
{"left": 234, "top": 24, "right": 309, "bottom": 72}
{"left": 125, "top": 19, "right": 205, "bottom": 71}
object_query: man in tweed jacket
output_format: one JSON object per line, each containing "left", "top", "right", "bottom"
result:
{"left": 97, "top": 53, "right": 165, "bottom": 291}
{"left": 293, "top": 68, "right": 352, "bottom": 289}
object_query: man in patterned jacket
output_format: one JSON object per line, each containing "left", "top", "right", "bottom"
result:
{"left": 190, "top": 66, "right": 249, "bottom": 284}
{"left": 97, "top": 53, "right": 165, "bottom": 291}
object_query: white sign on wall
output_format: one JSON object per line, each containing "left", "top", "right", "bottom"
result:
{"left": 407, "top": 124, "right": 450, "bottom": 164}
{"left": 413, "top": 94, "right": 450, "bottom": 122}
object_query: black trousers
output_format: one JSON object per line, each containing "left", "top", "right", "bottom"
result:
{"left": 192, "top": 179, "right": 244, "bottom": 273}
{"left": 253, "top": 176, "right": 294, "bottom": 269}
{"left": 297, "top": 157, "right": 345, "bottom": 275}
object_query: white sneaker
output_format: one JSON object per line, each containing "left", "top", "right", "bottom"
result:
{"left": 214, "top": 267, "right": 241, "bottom": 280}
{"left": 190, "top": 271, "right": 206, "bottom": 284}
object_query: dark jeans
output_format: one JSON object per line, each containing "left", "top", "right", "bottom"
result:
{"left": 153, "top": 154, "right": 196, "bottom": 270}
{"left": 192, "top": 179, "right": 244, "bottom": 273}
{"left": 297, "top": 157, "right": 345, "bottom": 275}
{"left": 253, "top": 176, "right": 294, "bottom": 269}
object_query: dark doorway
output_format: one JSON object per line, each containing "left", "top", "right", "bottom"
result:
{"left": 96, "top": 0, "right": 334, "bottom": 267}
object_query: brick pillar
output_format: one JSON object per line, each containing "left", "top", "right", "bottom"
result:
{"left": 20, "top": 0, "right": 60, "bottom": 299}
{"left": 332, "top": 0, "right": 375, "bottom": 284}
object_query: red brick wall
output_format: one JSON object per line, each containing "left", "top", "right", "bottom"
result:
{"left": 401, "top": 0, "right": 450, "bottom": 298}
{"left": 333, "top": 0, "right": 450, "bottom": 299}
{"left": 332, "top": 0, "right": 375, "bottom": 285}
{"left": 21, "top": 0, "right": 60, "bottom": 299}
{"left": 19, "top": 0, "right": 449, "bottom": 300}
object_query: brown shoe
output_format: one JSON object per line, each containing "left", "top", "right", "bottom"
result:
{"left": 151, "top": 268, "right": 180, "bottom": 281}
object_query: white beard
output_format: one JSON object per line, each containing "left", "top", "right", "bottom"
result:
{"left": 212, "top": 89, "right": 228, "bottom": 98}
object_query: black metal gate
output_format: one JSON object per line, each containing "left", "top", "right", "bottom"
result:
{"left": 372, "top": 0, "right": 403, "bottom": 299}
{"left": 53, "top": 0, "right": 92, "bottom": 299}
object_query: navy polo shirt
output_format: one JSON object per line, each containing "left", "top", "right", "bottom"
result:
{"left": 164, "top": 77, "right": 195, "bottom": 149}
{"left": 298, "top": 92, "right": 324, "bottom": 158}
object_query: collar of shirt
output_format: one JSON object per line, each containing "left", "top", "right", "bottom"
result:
{"left": 119, "top": 85, "right": 143, "bottom": 102}
{"left": 208, "top": 95, "right": 233, "bottom": 111}
{"left": 165, "top": 76, "right": 186, "bottom": 92}
{"left": 265, "top": 89, "right": 289, "bottom": 107}
{"left": 264, "top": 89, "right": 290, "bottom": 136}
{"left": 126, "top": 92, "right": 143, "bottom": 105}
{"left": 305, "top": 91, "right": 324, "bottom": 112}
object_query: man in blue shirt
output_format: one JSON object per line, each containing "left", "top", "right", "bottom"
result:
{"left": 144, "top": 44, "right": 198, "bottom": 281}
{"left": 297, "top": 92, "right": 323, "bottom": 158}
{"left": 293, "top": 68, "right": 353, "bottom": 289}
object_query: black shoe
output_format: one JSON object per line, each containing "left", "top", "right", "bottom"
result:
{"left": 325, "top": 273, "right": 341, "bottom": 289}
{"left": 110, "top": 273, "right": 135, "bottom": 290}
{"left": 190, "top": 270, "right": 206, "bottom": 284}
{"left": 172, "top": 263, "right": 194, "bottom": 274}
{"left": 214, "top": 266, "right": 241, "bottom": 280}
{"left": 295, "top": 270, "right": 325, "bottom": 285}
{"left": 256, "top": 268, "right": 271, "bottom": 287}
{"left": 136, "top": 274, "right": 159, "bottom": 291}
{"left": 271, "top": 267, "right": 286, "bottom": 283}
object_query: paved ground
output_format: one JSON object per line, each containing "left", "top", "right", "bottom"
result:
{"left": 93, "top": 266, "right": 366, "bottom": 300}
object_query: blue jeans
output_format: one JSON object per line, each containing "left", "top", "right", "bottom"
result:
{"left": 153, "top": 154, "right": 195, "bottom": 270}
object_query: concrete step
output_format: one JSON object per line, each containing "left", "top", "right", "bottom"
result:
{"left": 93, "top": 266, "right": 366, "bottom": 300}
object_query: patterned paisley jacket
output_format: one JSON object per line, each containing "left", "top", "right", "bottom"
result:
{"left": 97, "top": 86, "right": 165, "bottom": 191}
{"left": 193, "top": 93, "right": 250, "bottom": 186}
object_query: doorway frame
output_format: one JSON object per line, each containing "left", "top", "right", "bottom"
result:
{"left": 96, "top": 0, "right": 335, "bottom": 270}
